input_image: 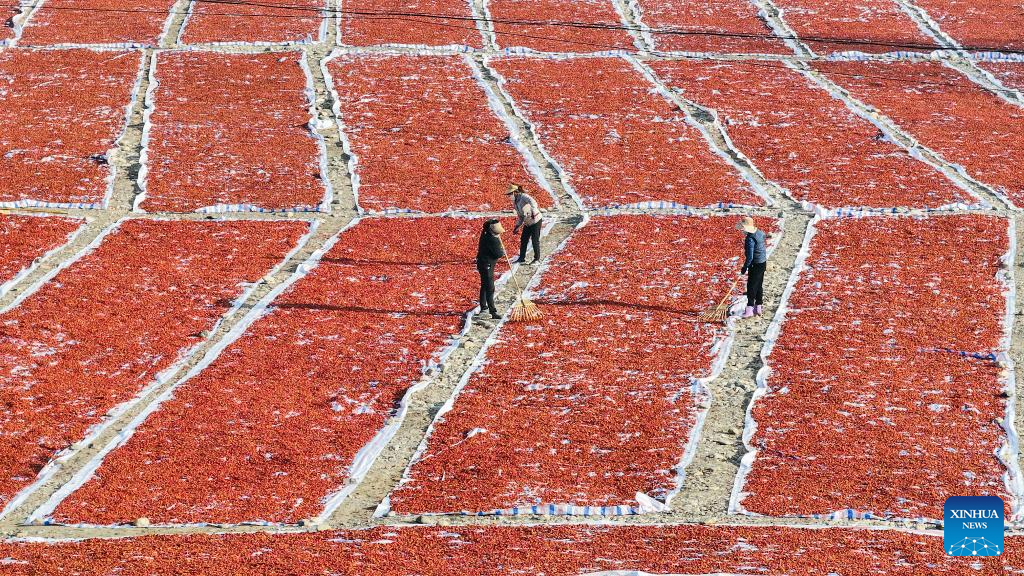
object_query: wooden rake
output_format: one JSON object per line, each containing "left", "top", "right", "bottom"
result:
{"left": 698, "top": 277, "right": 741, "bottom": 323}
{"left": 500, "top": 241, "right": 542, "bottom": 323}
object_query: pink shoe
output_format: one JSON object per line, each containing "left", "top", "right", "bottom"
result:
{"left": 755, "top": 305, "right": 764, "bottom": 316}
{"left": 742, "top": 306, "right": 755, "bottom": 318}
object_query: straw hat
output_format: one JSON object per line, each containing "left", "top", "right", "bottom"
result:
{"left": 505, "top": 183, "right": 524, "bottom": 196}
{"left": 735, "top": 216, "right": 757, "bottom": 233}
{"left": 490, "top": 221, "right": 506, "bottom": 234}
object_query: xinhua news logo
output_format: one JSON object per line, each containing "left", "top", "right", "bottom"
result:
{"left": 944, "top": 496, "right": 1004, "bottom": 557}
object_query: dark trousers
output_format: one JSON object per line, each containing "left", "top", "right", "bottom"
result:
{"left": 519, "top": 221, "right": 542, "bottom": 261}
{"left": 746, "top": 261, "right": 766, "bottom": 307}
{"left": 477, "top": 260, "right": 497, "bottom": 315}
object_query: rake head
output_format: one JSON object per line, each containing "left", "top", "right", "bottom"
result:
{"left": 508, "top": 298, "right": 543, "bottom": 323}
{"left": 697, "top": 303, "right": 731, "bottom": 324}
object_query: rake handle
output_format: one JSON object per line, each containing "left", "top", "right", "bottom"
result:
{"left": 498, "top": 237, "right": 528, "bottom": 302}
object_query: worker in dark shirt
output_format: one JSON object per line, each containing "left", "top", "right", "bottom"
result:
{"left": 736, "top": 216, "right": 767, "bottom": 318}
{"left": 476, "top": 218, "right": 506, "bottom": 319}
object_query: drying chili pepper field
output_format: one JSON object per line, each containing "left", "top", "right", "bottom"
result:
{"left": 177, "top": 0, "right": 325, "bottom": 44}
{"left": 734, "top": 214, "right": 1018, "bottom": 522}
{"left": 488, "top": 0, "right": 636, "bottom": 53}
{"left": 5, "top": 1, "right": 1024, "bottom": 574}
{"left": 17, "top": 0, "right": 177, "bottom": 46}
{"left": 324, "top": 53, "right": 551, "bottom": 213}
{"left": 816, "top": 60, "right": 1024, "bottom": 209}
{"left": 338, "top": 0, "right": 482, "bottom": 48}
{"left": 42, "top": 217, "right": 507, "bottom": 526}
{"left": 0, "top": 48, "right": 142, "bottom": 209}
{"left": 910, "top": 0, "right": 1024, "bottom": 52}
{"left": 0, "top": 218, "right": 310, "bottom": 516}
{"left": 138, "top": 50, "right": 329, "bottom": 213}
{"left": 489, "top": 56, "right": 767, "bottom": 208}
{"left": 769, "top": 0, "right": 934, "bottom": 55}
{"left": 0, "top": 214, "right": 84, "bottom": 297}
{"left": 648, "top": 59, "right": 974, "bottom": 210}
{"left": 387, "top": 215, "right": 775, "bottom": 516}
{"left": 632, "top": 0, "right": 789, "bottom": 54}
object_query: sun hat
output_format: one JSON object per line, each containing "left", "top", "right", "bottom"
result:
{"left": 735, "top": 216, "right": 758, "bottom": 233}
{"left": 505, "top": 183, "right": 524, "bottom": 196}
{"left": 489, "top": 220, "right": 505, "bottom": 234}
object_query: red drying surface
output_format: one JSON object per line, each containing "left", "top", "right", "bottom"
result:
{"left": 0, "top": 214, "right": 83, "bottom": 286}
{"left": 771, "top": 0, "right": 936, "bottom": 54}
{"left": 389, "top": 215, "right": 772, "bottom": 514}
{"left": 741, "top": 215, "right": 1013, "bottom": 520}
{"left": 1, "top": 4, "right": 20, "bottom": 42}
{"left": 0, "top": 524, "right": 1010, "bottom": 575}
{"left": 914, "top": 0, "right": 1024, "bottom": 52}
{"left": 816, "top": 61, "right": 1024, "bottom": 208}
{"left": 649, "top": 60, "right": 970, "bottom": 209}
{"left": 982, "top": 62, "right": 1024, "bottom": 93}
{"left": 491, "top": 57, "right": 763, "bottom": 208}
{"left": 0, "top": 218, "right": 308, "bottom": 513}
{"left": 180, "top": 0, "right": 323, "bottom": 44}
{"left": 327, "top": 55, "right": 548, "bottom": 213}
{"left": 339, "top": 0, "right": 482, "bottom": 47}
{"left": 52, "top": 217, "right": 507, "bottom": 525}
{"left": 633, "top": 0, "right": 789, "bottom": 54}
{"left": 18, "top": 0, "right": 175, "bottom": 46}
{"left": 489, "top": 0, "right": 635, "bottom": 52}
{"left": 140, "top": 51, "right": 327, "bottom": 212}
{"left": 0, "top": 49, "right": 140, "bottom": 208}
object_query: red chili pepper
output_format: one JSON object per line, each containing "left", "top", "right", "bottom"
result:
{"left": 742, "top": 215, "right": 1013, "bottom": 520}
{"left": 0, "top": 219, "right": 309, "bottom": 512}
{"left": 648, "top": 59, "right": 970, "bottom": 209}
{"left": 390, "top": 215, "right": 778, "bottom": 514}
{"left": 0, "top": 49, "right": 140, "bottom": 207}
{"left": 634, "top": 0, "right": 790, "bottom": 54}
{"left": 815, "top": 60, "right": 1024, "bottom": 208}
{"left": 770, "top": 0, "right": 933, "bottom": 55}
{"left": 51, "top": 217, "right": 508, "bottom": 525}
{"left": 141, "top": 51, "right": 327, "bottom": 213}
{"left": 490, "top": 57, "right": 766, "bottom": 209}
{"left": 912, "top": 0, "right": 1024, "bottom": 51}
{"left": 19, "top": 0, "right": 176, "bottom": 46}
{"left": 327, "top": 55, "right": 552, "bottom": 213}
{"left": 340, "top": 0, "right": 483, "bottom": 47}
{"left": 0, "top": 214, "right": 83, "bottom": 287}
{"left": 180, "top": 0, "right": 323, "bottom": 44}
{"left": 0, "top": 522, "right": 1006, "bottom": 573}
{"left": 489, "top": 0, "right": 635, "bottom": 52}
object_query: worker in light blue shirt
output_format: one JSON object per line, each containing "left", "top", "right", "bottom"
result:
{"left": 736, "top": 216, "right": 767, "bottom": 318}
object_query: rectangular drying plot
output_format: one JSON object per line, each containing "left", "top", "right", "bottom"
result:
{"left": 648, "top": 60, "right": 973, "bottom": 209}
{"left": 324, "top": 53, "right": 550, "bottom": 213}
{"left": 0, "top": 214, "right": 84, "bottom": 298}
{"left": 179, "top": 0, "right": 324, "bottom": 44}
{"left": 913, "top": 0, "right": 1024, "bottom": 52}
{"left": 0, "top": 218, "right": 310, "bottom": 516}
{"left": 339, "top": 0, "right": 483, "bottom": 47}
{"left": 0, "top": 524, "right": 999, "bottom": 575}
{"left": 771, "top": 0, "right": 936, "bottom": 55}
{"left": 734, "top": 215, "right": 1016, "bottom": 521}
{"left": 816, "top": 60, "right": 1024, "bottom": 208}
{"left": 0, "top": 48, "right": 142, "bottom": 209}
{"left": 488, "top": 0, "right": 636, "bottom": 52}
{"left": 18, "top": 0, "right": 176, "bottom": 46}
{"left": 138, "top": 51, "right": 329, "bottom": 213}
{"left": 387, "top": 215, "right": 775, "bottom": 516}
{"left": 489, "top": 56, "right": 765, "bottom": 209}
{"left": 46, "top": 217, "right": 507, "bottom": 526}
{"left": 632, "top": 0, "right": 790, "bottom": 54}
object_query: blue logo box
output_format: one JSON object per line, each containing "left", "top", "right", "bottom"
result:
{"left": 944, "top": 496, "right": 1004, "bottom": 557}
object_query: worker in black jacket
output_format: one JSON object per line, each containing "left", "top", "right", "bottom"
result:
{"left": 476, "top": 219, "right": 506, "bottom": 319}
{"left": 736, "top": 216, "right": 767, "bottom": 318}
